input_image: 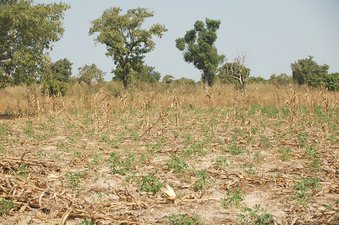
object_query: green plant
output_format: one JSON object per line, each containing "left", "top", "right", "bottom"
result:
{"left": 193, "top": 170, "right": 210, "bottom": 192}
{"left": 294, "top": 177, "right": 320, "bottom": 203}
{"left": 78, "top": 219, "right": 96, "bottom": 225}
{"left": 279, "top": 147, "right": 293, "bottom": 161}
{"left": 0, "top": 123, "right": 10, "bottom": 136}
{"left": 253, "top": 152, "right": 264, "bottom": 163}
{"left": 221, "top": 188, "right": 244, "bottom": 208}
{"left": 214, "top": 155, "right": 230, "bottom": 170}
{"left": 0, "top": 199, "right": 16, "bottom": 216}
{"left": 108, "top": 152, "right": 136, "bottom": 175}
{"left": 297, "top": 132, "right": 308, "bottom": 148}
{"left": 13, "top": 164, "right": 28, "bottom": 176}
{"left": 259, "top": 136, "right": 272, "bottom": 149}
{"left": 238, "top": 204, "right": 274, "bottom": 225}
{"left": 139, "top": 172, "right": 163, "bottom": 193}
{"left": 0, "top": 144, "right": 6, "bottom": 155}
{"left": 23, "top": 120, "right": 34, "bottom": 137}
{"left": 168, "top": 213, "right": 203, "bottom": 225}
{"left": 66, "top": 172, "right": 85, "bottom": 190}
{"left": 167, "top": 155, "right": 189, "bottom": 174}
{"left": 228, "top": 141, "right": 243, "bottom": 155}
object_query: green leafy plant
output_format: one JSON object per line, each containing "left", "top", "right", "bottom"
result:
{"left": 193, "top": 169, "right": 211, "bottom": 192}
{"left": 66, "top": 172, "right": 85, "bottom": 190}
{"left": 0, "top": 199, "right": 16, "bottom": 216}
{"left": 214, "top": 155, "right": 230, "bottom": 170}
{"left": 228, "top": 141, "right": 243, "bottom": 155}
{"left": 139, "top": 172, "right": 163, "bottom": 193}
{"left": 294, "top": 177, "right": 320, "bottom": 203}
{"left": 237, "top": 204, "right": 274, "bottom": 225}
{"left": 78, "top": 219, "right": 96, "bottom": 225}
{"left": 109, "top": 152, "right": 136, "bottom": 175}
{"left": 168, "top": 213, "right": 203, "bottom": 225}
{"left": 279, "top": 147, "right": 293, "bottom": 161}
{"left": 167, "top": 155, "right": 189, "bottom": 174}
{"left": 0, "top": 123, "right": 10, "bottom": 136}
{"left": 221, "top": 188, "right": 244, "bottom": 208}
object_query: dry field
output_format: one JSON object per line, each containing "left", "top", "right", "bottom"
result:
{"left": 0, "top": 83, "right": 338, "bottom": 225}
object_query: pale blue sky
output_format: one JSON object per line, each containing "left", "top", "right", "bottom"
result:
{"left": 35, "top": 0, "right": 339, "bottom": 81}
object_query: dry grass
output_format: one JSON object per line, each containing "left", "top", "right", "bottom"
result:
{"left": 0, "top": 83, "right": 338, "bottom": 224}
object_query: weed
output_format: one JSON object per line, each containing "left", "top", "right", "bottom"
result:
{"left": 253, "top": 152, "right": 264, "bottom": 163}
{"left": 168, "top": 213, "right": 203, "bottom": 225}
{"left": 221, "top": 188, "right": 244, "bottom": 208}
{"left": 228, "top": 142, "right": 243, "bottom": 155}
{"left": 147, "top": 136, "right": 166, "bottom": 153}
{"left": 139, "top": 172, "right": 162, "bottom": 193}
{"left": 101, "top": 134, "right": 119, "bottom": 148}
{"left": 214, "top": 155, "right": 230, "bottom": 170}
{"left": 0, "top": 199, "right": 16, "bottom": 216}
{"left": 279, "top": 147, "right": 293, "bottom": 161}
{"left": 237, "top": 204, "right": 274, "bottom": 225}
{"left": 130, "top": 130, "right": 140, "bottom": 142}
{"left": 294, "top": 177, "right": 320, "bottom": 203}
{"left": 66, "top": 172, "right": 85, "bottom": 190}
{"left": 108, "top": 152, "right": 136, "bottom": 175}
{"left": 243, "top": 163, "right": 257, "bottom": 175}
{"left": 0, "top": 144, "right": 6, "bottom": 155}
{"left": 78, "top": 219, "right": 96, "bottom": 225}
{"left": 193, "top": 169, "right": 210, "bottom": 192}
{"left": 13, "top": 164, "right": 28, "bottom": 176}
{"left": 23, "top": 120, "right": 34, "bottom": 137}
{"left": 297, "top": 132, "right": 308, "bottom": 148}
{"left": 182, "top": 141, "right": 208, "bottom": 157}
{"left": 259, "top": 136, "right": 272, "bottom": 149}
{"left": 0, "top": 123, "right": 10, "bottom": 136}
{"left": 167, "top": 155, "right": 189, "bottom": 174}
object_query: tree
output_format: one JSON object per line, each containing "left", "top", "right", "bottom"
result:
{"left": 0, "top": 0, "right": 70, "bottom": 87}
{"left": 51, "top": 58, "right": 72, "bottom": 82}
{"left": 41, "top": 58, "right": 72, "bottom": 96}
{"left": 268, "top": 73, "right": 293, "bottom": 85}
{"left": 247, "top": 76, "right": 267, "bottom": 84}
{"left": 162, "top": 75, "right": 175, "bottom": 84}
{"left": 89, "top": 7, "right": 166, "bottom": 90}
{"left": 219, "top": 55, "right": 250, "bottom": 94}
{"left": 176, "top": 18, "right": 224, "bottom": 88}
{"left": 136, "top": 65, "right": 161, "bottom": 83}
{"left": 325, "top": 73, "right": 339, "bottom": 91}
{"left": 291, "top": 56, "right": 328, "bottom": 87}
{"left": 78, "top": 64, "right": 105, "bottom": 85}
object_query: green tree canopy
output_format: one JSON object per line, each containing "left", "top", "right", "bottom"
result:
{"left": 89, "top": 7, "right": 167, "bottom": 90}
{"left": 269, "top": 73, "right": 293, "bottom": 85}
{"left": 78, "top": 64, "right": 105, "bottom": 85}
{"left": 291, "top": 56, "right": 329, "bottom": 87}
{"left": 51, "top": 58, "right": 72, "bottom": 82}
{"left": 0, "top": 0, "right": 69, "bottom": 87}
{"left": 176, "top": 18, "right": 224, "bottom": 88}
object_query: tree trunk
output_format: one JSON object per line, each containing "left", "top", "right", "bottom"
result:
{"left": 204, "top": 78, "right": 209, "bottom": 90}
{"left": 122, "top": 78, "right": 128, "bottom": 90}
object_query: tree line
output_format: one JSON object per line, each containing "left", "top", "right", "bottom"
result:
{"left": 0, "top": 0, "right": 338, "bottom": 95}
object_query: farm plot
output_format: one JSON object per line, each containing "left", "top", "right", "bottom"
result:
{"left": 0, "top": 89, "right": 338, "bottom": 224}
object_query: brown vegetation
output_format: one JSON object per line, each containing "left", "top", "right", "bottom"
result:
{"left": 0, "top": 83, "right": 338, "bottom": 224}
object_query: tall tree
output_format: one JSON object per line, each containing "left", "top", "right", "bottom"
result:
{"left": 89, "top": 7, "right": 166, "bottom": 90}
{"left": 176, "top": 18, "right": 224, "bottom": 88}
{"left": 78, "top": 64, "right": 105, "bottom": 85}
{"left": 0, "top": 0, "right": 69, "bottom": 87}
{"left": 291, "top": 56, "right": 328, "bottom": 87}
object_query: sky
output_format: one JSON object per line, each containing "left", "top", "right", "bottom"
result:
{"left": 35, "top": 0, "right": 339, "bottom": 81}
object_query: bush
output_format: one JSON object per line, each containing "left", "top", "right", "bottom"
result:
{"left": 325, "top": 73, "right": 339, "bottom": 91}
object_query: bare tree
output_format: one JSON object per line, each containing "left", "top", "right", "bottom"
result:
{"left": 219, "top": 54, "right": 250, "bottom": 94}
